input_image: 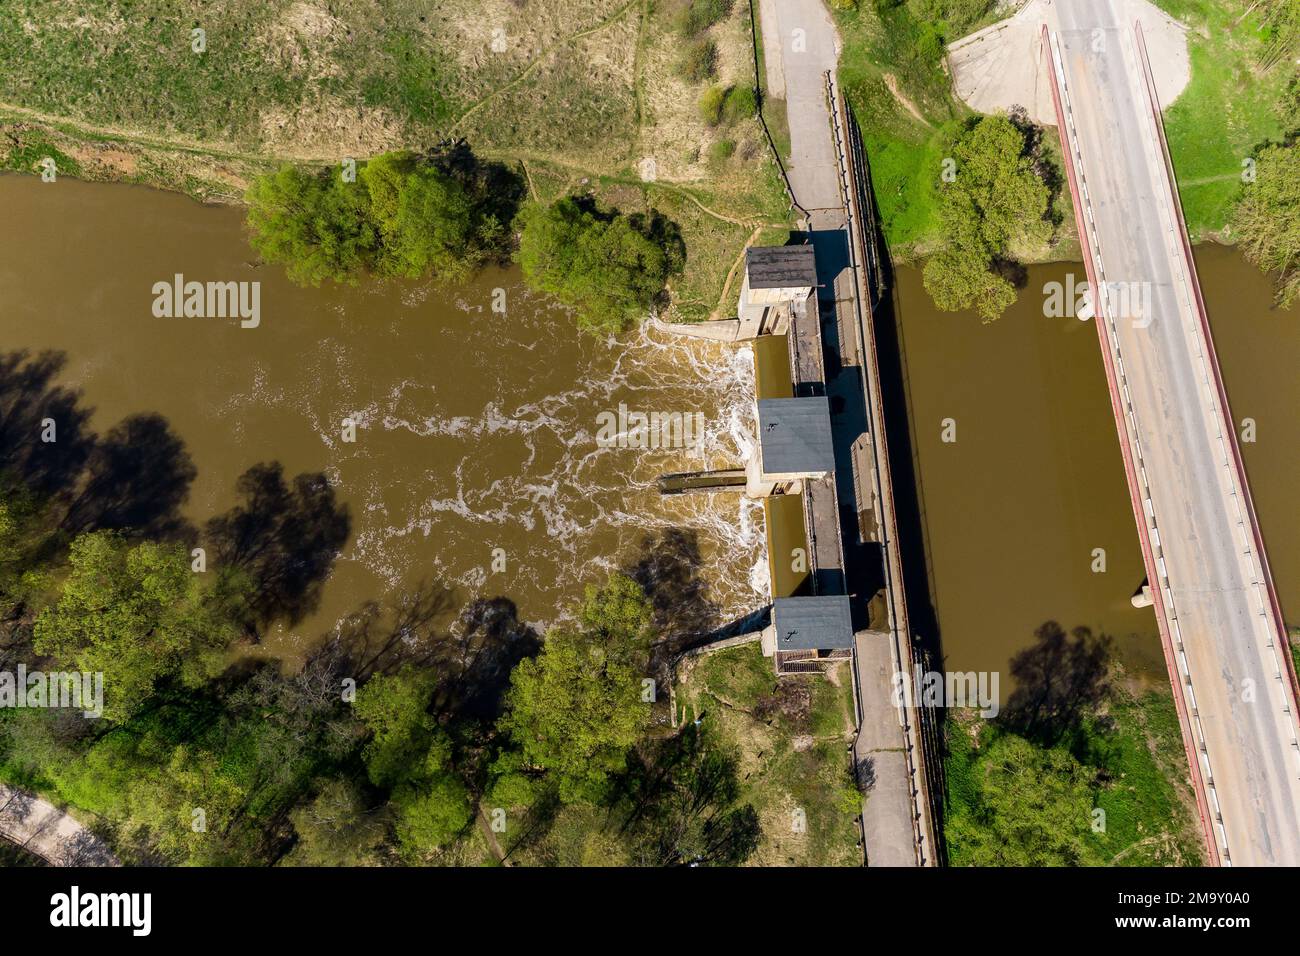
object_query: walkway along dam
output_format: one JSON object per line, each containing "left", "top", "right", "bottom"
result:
{"left": 657, "top": 52, "right": 940, "bottom": 864}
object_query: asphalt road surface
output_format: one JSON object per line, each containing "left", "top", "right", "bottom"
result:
{"left": 1053, "top": 0, "right": 1300, "bottom": 866}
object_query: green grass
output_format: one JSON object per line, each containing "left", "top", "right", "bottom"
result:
{"left": 361, "top": 34, "right": 460, "bottom": 127}
{"left": 0, "top": 132, "right": 81, "bottom": 177}
{"left": 832, "top": 2, "right": 1072, "bottom": 261}
{"left": 945, "top": 680, "right": 1205, "bottom": 867}
{"left": 1155, "top": 0, "right": 1292, "bottom": 237}
{"left": 1086, "top": 691, "right": 1205, "bottom": 865}
{"left": 834, "top": 9, "right": 956, "bottom": 254}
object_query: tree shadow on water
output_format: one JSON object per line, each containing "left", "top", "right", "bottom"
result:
{"left": 205, "top": 462, "right": 351, "bottom": 634}
{"left": 316, "top": 585, "right": 538, "bottom": 720}
{"left": 0, "top": 351, "right": 96, "bottom": 500}
{"left": 1000, "top": 620, "right": 1114, "bottom": 747}
{"left": 435, "top": 597, "right": 540, "bottom": 720}
{"left": 63, "top": 413, "right": 197, "bottom": 539}
{"left": 0, "top": 351, "right": 197, "bottom": 541}
{"left": 325, "top": 581, "right": 459, "bottom": 682}
{"left": 623, "top": 528, "right": 720, "bottom": 673}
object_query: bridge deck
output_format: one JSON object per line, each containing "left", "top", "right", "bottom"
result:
{"left": 1048, "top": 4, "right": 1300, "bottom": 866}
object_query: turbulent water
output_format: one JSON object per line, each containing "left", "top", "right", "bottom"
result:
{"left": 0, "top": 175, "right": 768, "bottom": 660}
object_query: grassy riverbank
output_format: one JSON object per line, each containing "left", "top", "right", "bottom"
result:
{"left": 946, "top": 672, "right": 1206, "bottom": 867}
{"left": 834, "top": 0, "right": 1293, "bottom": 258}
{"left": 1153, "top": 0, "right": 1296, "bottom": 239}
{"left": 831, "top": 2, "right": 1079, "bottom": 267}
{"left": 673, "top": 644, "right": 862, "bottom": 866}
{"left": 0, "top": 0, "right": 794, "bottom": 322}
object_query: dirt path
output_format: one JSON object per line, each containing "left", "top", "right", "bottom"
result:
{"left": 0, "top": 784, "right": 118, "bottom": 866}
{"left": 476, "top": 805, "right": 513, "bottom": 866}
{"left": 0, "top": 100, "right": 266, "bottom": 164}
{"left": 449, "top": 0, "right": 642, "bottom": 135}
{"left": 882, "top": 73, "right": 932, "bottom": 127}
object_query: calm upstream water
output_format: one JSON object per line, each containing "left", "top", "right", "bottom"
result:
{"left": 893, "top": 249, "right": 1299, "bottom": 686}
{"left": 0, "top": 175, "right": 767, "bottom": 660}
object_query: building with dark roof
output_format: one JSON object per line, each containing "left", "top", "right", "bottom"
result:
{"left": 745, "top": 245, "right": 818, "bottom": 290}
{"left": 734, "top": 244, "right": 818, "bottom": 339}
{"left": 762, "top": 595, "right": 855, "bottom": 673}
{"left": 746, "top": 396, "right": 835, "bottom": 496}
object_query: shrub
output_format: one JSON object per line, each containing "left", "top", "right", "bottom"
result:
{"left": 699, "top": 85, "right": 727, "bottom": 125}
{"left": 708, "top": 139, "right": 737, "bottom": 166}
{"left": 723, "top": 85, "right": 758, "bottom": 122}
{"left": 673, "top": 0, "right": 732, "bottom": 37}
{"left": 679, "top": 38, "right": 718, "bottom": 83}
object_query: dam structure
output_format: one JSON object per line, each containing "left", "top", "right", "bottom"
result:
{"left": 658, "top": 81, "right": 938, "bottom": 867}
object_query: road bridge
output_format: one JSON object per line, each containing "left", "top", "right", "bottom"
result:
{"left": 1043, "top": 4, "right": 1300, "bottom": 866}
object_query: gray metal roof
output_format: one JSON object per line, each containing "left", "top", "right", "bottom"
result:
{"left": 746, "top": 245, "right": 817, "bottom": 290}
{"left": 757, "top": 397, "right": 835, "bottom": 476}
{"left": 773, "top": 596, "right": 854, "bottom": 650}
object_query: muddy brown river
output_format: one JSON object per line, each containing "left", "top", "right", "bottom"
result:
{"left": 2, "top": 174, "right": 1293, "bottom": 685}
{"left": 893, "top": 247, "right": 1299, "bottom": 685}
{"left": 0, "top": 175, "right": 766, "bottom": 661}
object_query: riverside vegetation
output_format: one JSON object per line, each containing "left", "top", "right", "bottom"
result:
{"left": 833, "top": 0, "right": 1299, "bottom": 315}
{"left": 945, "top": 622, "right": 1205, "bottom": 866}
{"left": 0, "top": 350, "right": 784, "bottom": 864}
{"left": 0, "top": 0, "right": 795, "bottom": 323}
{"left": 244, "top": 146, "right": 686, "bottom": 332}
{"left": 1, "top": 0, "right": 1287, "bottom": 868}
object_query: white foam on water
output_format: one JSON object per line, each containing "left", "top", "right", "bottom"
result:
{"left": 235, "top": 305, "right": 769, "bottom": 632}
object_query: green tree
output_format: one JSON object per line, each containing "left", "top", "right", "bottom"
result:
{"left": 1233, "top": 142, "right": 1300, "bottom": 308}
{"left": 245, "top": 164, "right": 378, "bottom": 286}
{"left": 285, "top": 779, "right": 388, "bottom": 867}
{"left": 922, "top": 114, "right": 1051, "bottom": 320}
{"left": 247, "top": 149, "right": 513, "bottom": 288}
{"left": 620, "top": 725, "right": 762, "bottom": 866}
{"left": 32, "top": 531, "right": 238, "bottom": 720}
{"left": 124, "top": 743, "right": 254, "bottom": 865}
{"left": 0, "top": 489, "right": 52, "bottom": 623}
{"left": 353, "top": 667, "right": 447, "bottom": 789}
{"left": 392, "top": 774, "right": 472, "bottom": 857}
{"left": 356, "top": 150, "right": 410, "bottom": 230}
{"left": 515, "top": 198, "right": 686, "bottom": 332}
{"left": 948, "top": 733, "right": 1105, "bottom": 866}
{"left": 499, "top": 574, "right": 654, "bottom": 803}
{"left": 362, "top": 154, "right": 502, "bottom": 282}
{"left": 354, "top": 666, "right": 472, "bottom": 858}
{"left": 922, "top": 246, "right": 1016, "bottom": 320}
